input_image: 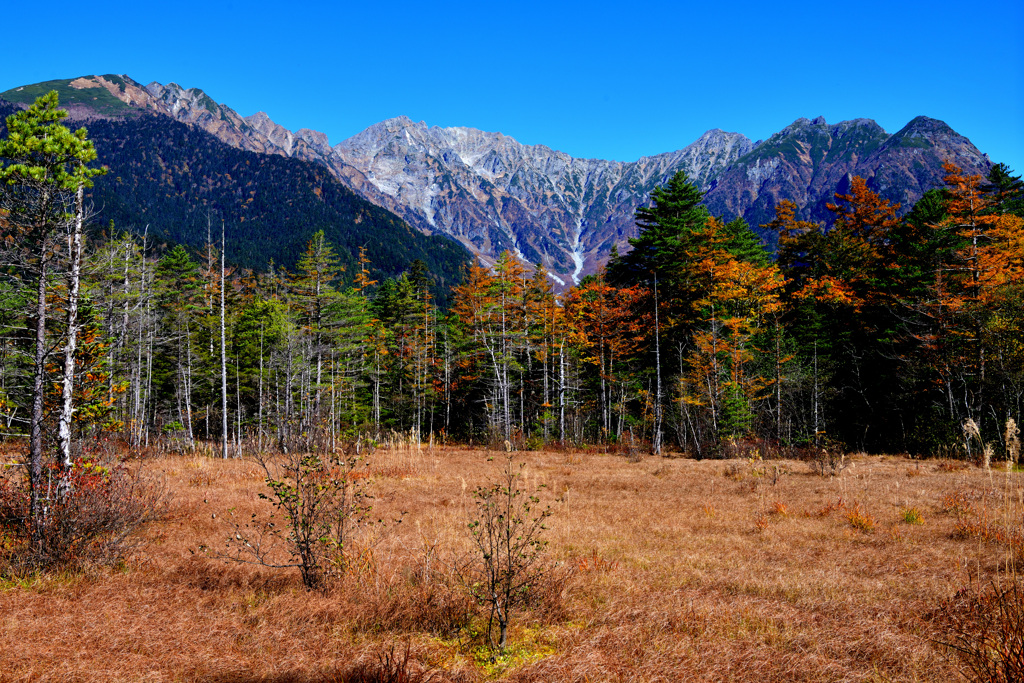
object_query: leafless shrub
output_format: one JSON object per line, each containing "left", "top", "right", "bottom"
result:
{"left": 810, "top": 447, "right": 847, "bottom": 477}
{"left": 344, "top": 642, "right": 440, "bottom": 683}
{"left": 202, "top": 642, "right": 456, "bottom": 683}
{"left": 602, "top": 432, "right": 647, "bottom": 461}
{"left": 936, "top": 578, "right": 1024, "bottom": 683}
{"left": 719, "top": 437, "right": 772, "bottom": 460}
{"left": 723, "top": 462, "right": 746, "bottom": 481}
{"left": 0, "top": 455, "right": 166, "bottom": 573}
{"left": 462, "top": 457, "right": 553, "bottom": 651}
{"left": 214, "top": 441, "right": 378, "bottom": 590}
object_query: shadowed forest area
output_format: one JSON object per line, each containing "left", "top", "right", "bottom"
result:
{"left": 2, "top": 92, "right": 1024, "bottom": 682}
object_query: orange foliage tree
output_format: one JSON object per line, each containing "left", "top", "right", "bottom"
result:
{"left": 450, "top": 253, "right": 530, "bottom": 441}
{"left": 922, "top": 163, "right": 1024, "bottom": 424}
{"left": 563, "top": 275, "right": 651, "bottom": 441}
{"left": 677, "top": 217, "right": 784, "bottom": 447}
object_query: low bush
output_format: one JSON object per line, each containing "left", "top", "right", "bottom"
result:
{"left": 845, "top": 502, "right": 876, "bottom": 533}
{"left": 0, "top": 454, "right": 165, "bottom": 573}
{"left": 462, "top": 458, "right": 553, "bottom": 652}
{"left": 810, "top": 447, "right": 848, "bottom": 477}
{"left": 216, "top": 445, "right": 377, "bottom": 591}
{"left": 900, "top": 506, "right": 925, "bottom": 525}
{"left": 936, "top": 578, "right": 1024, "bottom": 682}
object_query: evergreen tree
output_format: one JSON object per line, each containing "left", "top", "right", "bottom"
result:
{"left": 0, "top": 91, "right": 104, "bottom": 547}
{"left": 607, "top": 171, "right": 710, "bottom": 287}
{"left": 982, "top": 163, "right": 1024, "bottom": 217}
{"left": 153, "top": 246, "right": 203, "bottom": 445}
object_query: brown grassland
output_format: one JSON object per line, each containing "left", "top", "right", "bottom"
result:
{"left": 2, "top": 444, "right": 1022, "bottom": 682}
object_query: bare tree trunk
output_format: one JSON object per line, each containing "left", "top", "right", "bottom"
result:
{"left": 258, "top": 323, "right": 265, "bottom": 451}
{"left": 775, "top": 320, "right": 782, "bottom": 444}
{"left": 144, "top": 310, "right": 154, "bottom": 448}
{"left": 813, "top": 341, "right": 820, "bottom": 448}
{"left": 184, "top": 323, "right": 195, "bottom": 448}
{"left": 221, "top": 221, "right": 229, "bottom": 459}
{"left": 57, "top": 185, "right": 85, "bottom": 494}
{"left": 29, "top": 252, "right": 48, "bottom": 550}
{"left": 236, "top": 355, "right": 242, "bottom": 453}
{"left": 132, "top": 228, "right": 148, "bottom": 447}
{"left": 559, "top": 339, "right": 566, "bottom": 443}
{"left": 653, "top": 273, "right": 663, "bottom": 455}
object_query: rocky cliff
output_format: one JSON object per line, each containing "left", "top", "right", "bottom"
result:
{"left": 701, "top": 115, "right": 991, "bottom": 248}
{"left": 330, "top": 117, "right": 755, "bottom": 284}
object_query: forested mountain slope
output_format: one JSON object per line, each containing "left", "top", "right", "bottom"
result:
{"left": 0, "top": 98, "right": 470, "bottom": 299}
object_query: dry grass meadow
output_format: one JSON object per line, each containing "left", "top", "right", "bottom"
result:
{"left": 3, "top": 444, "right": 1021, "bottom": 682}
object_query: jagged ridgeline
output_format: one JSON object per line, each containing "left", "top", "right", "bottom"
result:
{"left": 0, "top": 97, "right": 470, "bottom": 303}
{"left": 0, "top": 74, "right": 995, "bottom": 292}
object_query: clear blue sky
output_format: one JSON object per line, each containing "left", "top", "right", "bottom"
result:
{"left": 3, "top": 0, "right": 1022, "bottom": 175}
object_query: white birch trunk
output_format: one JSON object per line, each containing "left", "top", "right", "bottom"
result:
{"left": 57, "top": 185, "right": 86, "bottom": 493}
{"left": 221, "top": 222, "right": 229, "bottom": 458}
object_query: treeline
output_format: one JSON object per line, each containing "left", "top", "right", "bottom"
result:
{"left": 603, "top": 165, "right": 1024, "bottom": 455}
{"left": 2, "top": 93, "right": 1022, "bottom": 459}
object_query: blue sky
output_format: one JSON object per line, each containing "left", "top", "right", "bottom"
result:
{"left": 2, "top": 0, "right": 1021, "bottom": 175}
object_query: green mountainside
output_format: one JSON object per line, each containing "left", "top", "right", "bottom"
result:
{"left": 1, "top": 76, "right": 135, "bottom": 116}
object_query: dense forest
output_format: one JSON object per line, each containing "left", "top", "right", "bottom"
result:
{"left": 2, "top": 92, "right": 1023, "bottom": 466}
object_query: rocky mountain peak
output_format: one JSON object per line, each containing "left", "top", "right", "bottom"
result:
{"left": 830, "top": 118, "right": 885, "bottom": 135}
{"left": 146, "top": 82, "right": 219, "bottom": 116}
{"left": 295, "top": 128, "right": 331, "bottom": 155}
{"left": 903, "top": 115, "right": 952, "bottom": 132}
{"left": 783, "top": 117, "right": 814, "bottom": 131}
{"left": 245, "top": 111, "right": 299, "bottom": 154}
{"left": 245, "top": 111, "right": 274, "bottom": 127}
{"left": 0, "top": 75, "right": 996, "bottom": 289}
{"left": 333, "top": 115, "right": 425, "bottom": 159}
{"left": 879, "top": 115, "right": 989, "bottom": 170}
{"left": 889, "top": 116, "right": 956, "bottom": 144}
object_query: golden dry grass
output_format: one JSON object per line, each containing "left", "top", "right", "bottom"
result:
{"left": 3, "top": 446, "right": 1022, "bottom": 682}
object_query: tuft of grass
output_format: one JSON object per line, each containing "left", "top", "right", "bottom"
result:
{"left": 817, "top": 498, "right": 845, "bottom": 517}
{"left": 575, "top": 549, "right": 618, "bottom": 573}
{"left": 899, "top": 506, "right": 925, "bottom": 525}
{"left": 723, "top": 462, "right": 745, "bottom": 482}
{"left": 941, "top": 490, "right": 976, "bottom": 517}
{"left": 846, "top": 503, "right": 876, "bottom": 533}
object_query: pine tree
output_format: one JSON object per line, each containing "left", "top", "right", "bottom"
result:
{"left": 291, "top": 230, "right": 343, "bottom": 444}
{"left": 0, "top": 92, "right": 104, "bottom": 546}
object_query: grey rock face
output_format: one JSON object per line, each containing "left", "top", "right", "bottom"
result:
{"left": 701, "top": 116, "right": 991, "bottom": 246}
{"left": 330, "top": 118, "right": 754, "bottom": 285}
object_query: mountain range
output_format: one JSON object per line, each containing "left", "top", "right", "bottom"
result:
{"left": 1, "top": 75, "right": 993, "bottom": 288}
